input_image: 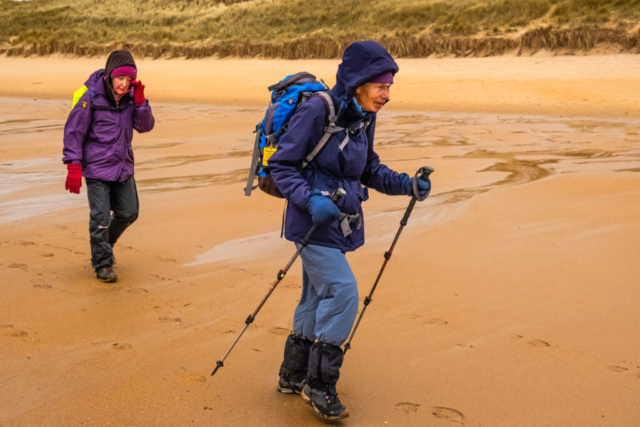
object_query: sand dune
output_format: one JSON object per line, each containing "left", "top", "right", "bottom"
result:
{"left": 0, "top": 56, "right": 639, "bottom": 426}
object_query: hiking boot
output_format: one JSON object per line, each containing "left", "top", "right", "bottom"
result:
{"left": 277, "top": 373, "right": 306, "bottom": 395}
{"left": 96, "top": 265, "right": 117, "bottom": 283}
{"left": 302, "top": 381, "right": 349, "bottom": 420}
{"left": 277, "top": 333, "right": 313, "bottom": 395}
{"left": 302, "top": 341, "right": 349, "bottom": 419}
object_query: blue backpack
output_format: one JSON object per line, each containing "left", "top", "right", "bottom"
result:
{"left": 244, "top": 72, "right": 342, "bottom": 197}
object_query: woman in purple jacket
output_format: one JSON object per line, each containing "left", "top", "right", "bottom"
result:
{"left": 269, "top": 41, "right": 430, "bottom": 420}
{"left": 62, "top": 50, "right": 155, "bottom": 282}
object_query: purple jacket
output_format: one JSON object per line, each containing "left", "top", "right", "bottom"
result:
{"left": 269, "top": 41, "right": 411, "bottom": 252}
{"left": 62, "top": 70, "right": 155, "bottom": 182}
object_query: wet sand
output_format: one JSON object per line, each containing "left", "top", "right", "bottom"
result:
{"left": 1, "top": 56, "right": 640, "bottom": 426}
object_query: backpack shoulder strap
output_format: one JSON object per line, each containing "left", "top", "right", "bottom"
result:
{"left": 72, "top": 85, "right": 90, "bottom": 109}
{"left": 302, "top": 91, "right": 344, "bottom": 169}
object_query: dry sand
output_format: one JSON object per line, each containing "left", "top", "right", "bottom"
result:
{"left": 0, "top": 55, "right": 639, "bottom": 426}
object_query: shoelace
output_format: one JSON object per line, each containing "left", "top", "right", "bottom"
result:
{"left": 323, "top": 384, "right": 339, "bottom": 404}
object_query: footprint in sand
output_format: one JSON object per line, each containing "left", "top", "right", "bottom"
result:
{"left": 20, "top": 242, "right": 35, "bottom": 246}
{"left": 432, "top": 407, "right": 465, "bottom": 423}
{"left": 4, "top": 328, "right": 28, "bottom": 338}
{"left": 8, "top": 263, "right": 27, "bottom": 270}
{"left": 269, "top": 327, "right": 291, "bottom": 336}
{"left": 528, "top": 339, "right": 551, "bottom": 347}
{"left": 112, "top": 343, "right": 132, "bottom": 350}
{"left": 2, "top": 325, "right": 27, "bottom": 337}
{"left": 127, "top": 288, "right": 149, "bottom": 294}
{"left": 425, "top": 318, "right": 449, "bottom": 325}
{"left": 409, "top": 314, "right": 423, "bottom": 320}
{"left": 184, "top": 373, "right": 207, "bottom": 383}
{"left": 32, "top": 284, "right": 52, "bottom": 290}
{"left": 396, "top": 402, "right": 420, "bottom": 414}
{"left": 40, "top": 253, "right": 54, "bottom": 258}
{"left": 158, "top": 317, "right": 182, "bottom": 324}
{"left": 607, "top": 365, "right": 628, "bottom": 373}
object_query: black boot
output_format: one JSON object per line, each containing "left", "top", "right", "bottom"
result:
{"left": 278, "top": 333, "right": 313, "bottom": 394}
{"left": 302, "top": 341, "right": 349, "bottom": 420}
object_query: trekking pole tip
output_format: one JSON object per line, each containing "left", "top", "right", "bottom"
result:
{"left": 211, "top": 360, "right": 224, "bottom": 376}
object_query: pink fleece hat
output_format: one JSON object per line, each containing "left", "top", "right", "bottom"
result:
{"left": 110, "top": 66, "right": 137, "bottom": 80}
{"left": 369, "top": 71, "right": 394, "bottom": 84}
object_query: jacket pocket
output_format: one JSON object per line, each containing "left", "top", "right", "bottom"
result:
{"left": 83, "top": 140, "right": 111, "bottom": 164}
{"left": 357, "top": 185, "right": 369, "bottom": 202}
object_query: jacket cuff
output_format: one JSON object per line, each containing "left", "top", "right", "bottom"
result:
{"left": 400, "top": 173, "right": 412, "bottom": 195}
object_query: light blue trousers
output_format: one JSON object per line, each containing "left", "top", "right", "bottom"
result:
{"left": 292, "top": 244, "right": 359, "bottom": 347}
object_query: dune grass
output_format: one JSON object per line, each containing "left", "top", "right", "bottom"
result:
{"left": 1, "top": 0, "right": 639, "bottom": 57}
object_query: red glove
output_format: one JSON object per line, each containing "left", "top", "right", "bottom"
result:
{"left": 131, "top": 80, "right": 146, "bottom": 106}
{"left": 65, "top": 163, "right": 82, "bottom": 194}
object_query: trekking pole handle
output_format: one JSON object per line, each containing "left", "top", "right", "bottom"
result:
{"left": 403, "top": 166, "right": 434, "bottom": 225}
{"left": 419, "top": 166, "right": 435, "bottom": 181}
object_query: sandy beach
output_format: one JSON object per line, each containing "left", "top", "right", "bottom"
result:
{"left": 1, "top": 55, "right": 639, "bottom": 426}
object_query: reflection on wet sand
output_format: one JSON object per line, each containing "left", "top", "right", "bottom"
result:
{"left": 137, "top": 169, "right": 248, "bottom": 193}
{"left": 135, "top": 141, "right": 187, "bottom": 150}
{"left": 0, "top": 194, "right": 85, "bottom": 224}
{"left": 0, "top": 119, "right": 64, "bottom": 136}
{"left": 185, "top": 231, "right": 288, "bottom": 265}
{"left": 1, "top": 100, "right": 639, "bottom": 225}
{"left": 373, "top": 112, "right": 640, "bottom": 207}
{"left": 136, "top": 151, "right": 252, "bottom": 171}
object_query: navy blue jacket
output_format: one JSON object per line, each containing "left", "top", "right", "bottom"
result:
{"left": 269, "top": 41, "right": 411, "bottom": 252}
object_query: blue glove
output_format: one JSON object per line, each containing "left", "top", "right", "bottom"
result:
{"left": 306, "top": 189, "right": 341, "bottom": 226}
{"left": 417, "top": 177, "right": 430, "bottom": 192}
{"left": 415, "top": 176, "right": 431, "bottom": 198}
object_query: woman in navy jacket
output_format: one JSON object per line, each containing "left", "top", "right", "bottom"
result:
{"left": 269, "top": 41, "right": 430, "bottom": 420}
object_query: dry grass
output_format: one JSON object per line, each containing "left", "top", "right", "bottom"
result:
{"left": 1, "top": 0, "right": 639, "bottom": 58}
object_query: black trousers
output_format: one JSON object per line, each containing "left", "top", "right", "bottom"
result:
{"left": 85, "top": 177, "right": 139, "bottom": 269}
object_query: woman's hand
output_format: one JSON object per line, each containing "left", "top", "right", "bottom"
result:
{"left": 306, "top": 189, "right": 341, "bottom": 226}
{"left": 65, "top": 163, "right": 82, "bottom": 194}
{"left": 416, "top": 177, "right": 430, "bottom": 193}
{"left": 130, "top": 81, "right": 146, "bottom": 105}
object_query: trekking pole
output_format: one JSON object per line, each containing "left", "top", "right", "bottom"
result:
{"left": 212, "top": 188, "right": 347, "bottom": 376}
{"left": 343, "top": 166, "right": 434, "bottom": 355}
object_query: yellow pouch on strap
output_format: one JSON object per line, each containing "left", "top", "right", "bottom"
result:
{"left": 262, "top": 146, "right": 277, "bottom": 167}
